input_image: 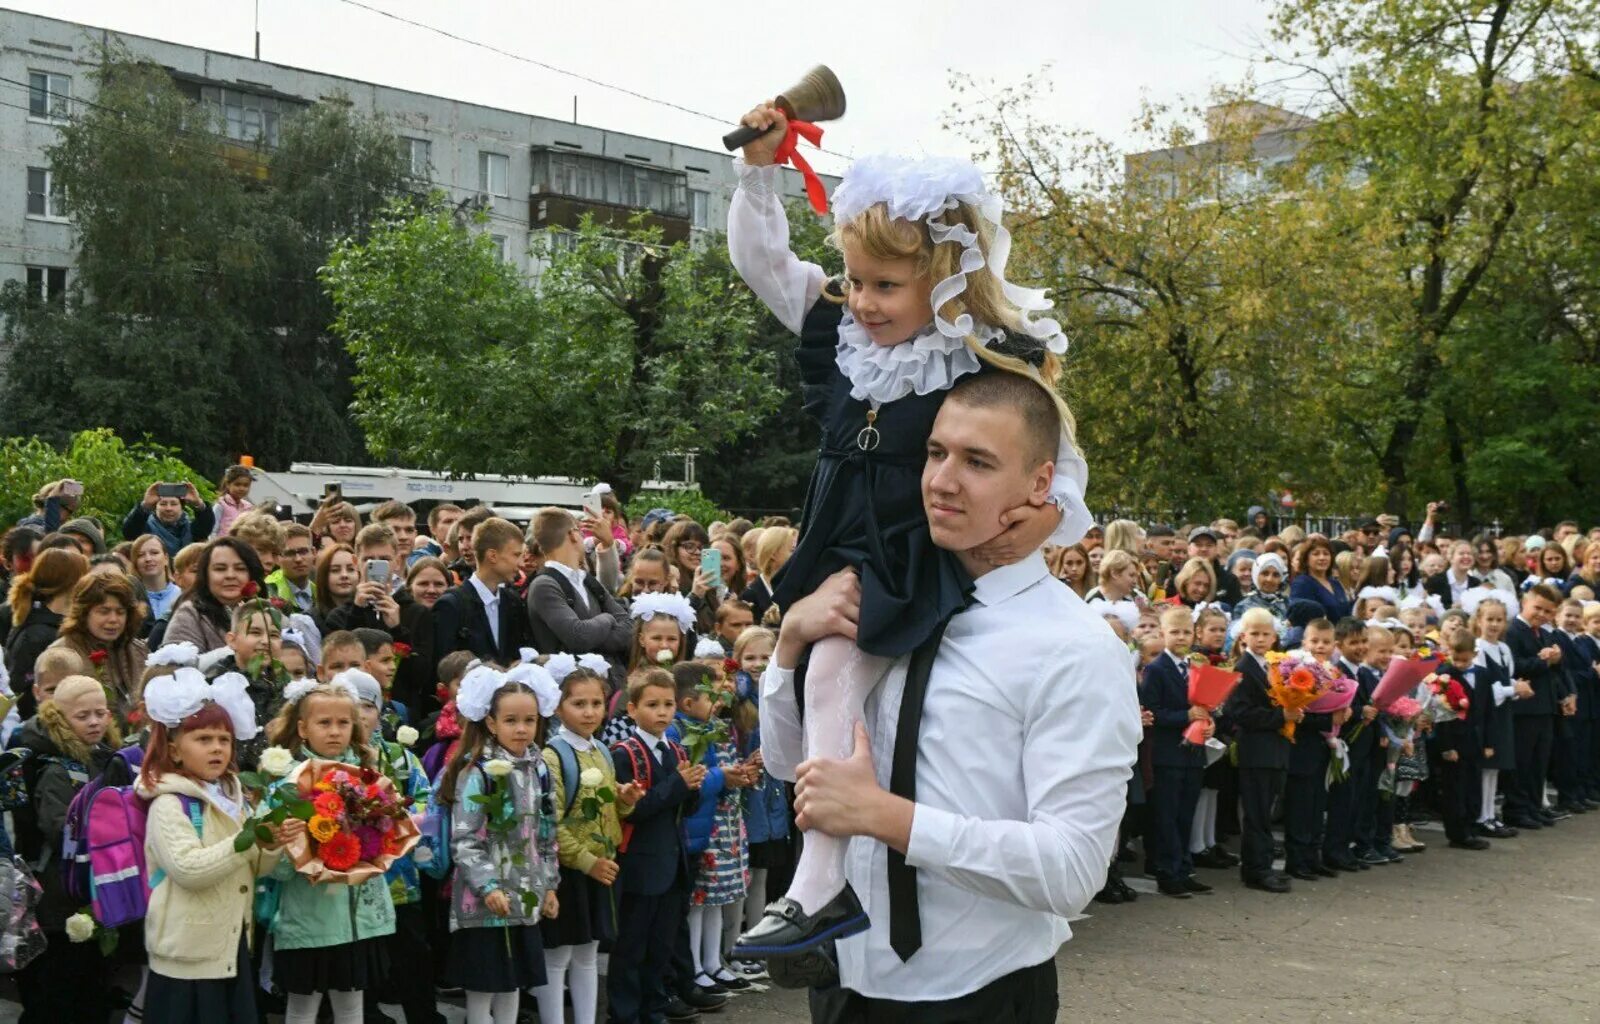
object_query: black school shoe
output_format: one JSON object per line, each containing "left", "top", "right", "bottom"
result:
{"left": 1448, "top": 836, "right": 1491, "bottom": 850}
{"left": 733, "top": 885, "right": 869, "bottom": 959}
{"left": 664, "top": 993, "right": 705, "bottom": 1021}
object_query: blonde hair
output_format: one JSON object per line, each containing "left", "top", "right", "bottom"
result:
{"left": 754, "top": 527, "right": 799, "bottom": 580}
{"left": 1174, "top": 557, "right": 1217, "bottom": 601}
{"left": 1103, "top": 520, "right": 1142, "bottom": 557}
{"left": 833, "top": 201, "right": 1079, "bottom": 450}
{"left": 1239, "top": 607, "right": 1277, "bottom": 631}
{"left": 1097, "top": 548, "right": 1141, "bottom": 588}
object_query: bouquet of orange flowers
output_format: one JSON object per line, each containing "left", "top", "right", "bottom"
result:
{"left": 1265, "top": 653, "right": 1340, "bottom": 742}
{"left": 276, "top": 759, "right": 420, "bottom": 884}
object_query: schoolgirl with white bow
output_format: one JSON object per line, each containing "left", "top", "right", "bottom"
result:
{"left": 599, "top": 593, "right": 697, "bottom": 747}
{"left": 435, "top": 663, "right": 562, "bottom": 1024}
{"left": 260, "top": 677, "right": 391, "bottom": 1024}
{"left": 533, "top": 653, "right": 644, "bottom": 1024}
{"left": 728, "top": 102, "right": 1093, "bottom": 961}
{"left": 136, "top": 667, "right": 285, "bottom": 1024}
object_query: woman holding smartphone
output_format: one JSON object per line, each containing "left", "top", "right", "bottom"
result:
{"left": 663, "top": 519, "right": 720, "bottom": 634}
{"left": 121, "top": 481, "right": 216, "bottom": 558}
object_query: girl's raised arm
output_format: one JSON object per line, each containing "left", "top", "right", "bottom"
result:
{"left": 728, "top": 160, "right": 825, "bottom": 336}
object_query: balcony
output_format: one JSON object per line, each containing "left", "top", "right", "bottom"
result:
{"left": 530, "top": 147, "right": 690, "bottom": 243}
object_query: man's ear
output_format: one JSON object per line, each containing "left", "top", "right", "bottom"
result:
{"left": 1027, "top": 459, "right": 1056, "bottom": 506}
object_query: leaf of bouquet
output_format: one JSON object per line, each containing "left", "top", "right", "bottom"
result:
{"left": 267, "top": 806, "right": 290, "bottom": 824}
{"left": 597, "top": 788, "right": 616, "bottom": 804}
{"left": 284, "top": 798, "right": 315, "bottom": 820}
{"left": 510, "top": 853, "right": 526, "bottom": 866}
{"left": 580, "top": 796, "right": 601, "bottom": 819}
{"left": 254, "top": 823, "right": 274, "bottom": 844}
{"left": 233, "top": 831, "right": 256, "bottom": 853}
{"left": 520, "top": 891, "right": 539, "bottom": 916}
{"left": 468, "top": 793, "right": 491, "bottom": 806}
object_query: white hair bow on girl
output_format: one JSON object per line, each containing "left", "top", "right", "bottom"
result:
{"left": 1459, "top": 587, "right": 1519, "bottom": 618}
{"left": 283, "top": 676, "right": 359, "bottom": 707}
{"left": 544, "top": 652, "right": 611, "bottom": 685}
{"left": 1189, "top": 601, "right": 1226, "bottom": 623}
{"left": 1097, "top": 599, "right": 1142, "bottom": 632}
{"left": 1357, "top": 586, "right": 1399, "bottom": 606}
{"left": 629, "top": 592, "right": 696, "bottom": 633}
{"left": 1521, "top": 575, "right": 1564, "bottom": 592}
{"left": 456, "top": 665, "right": 508, "bottom": 723}
{"left": 1399, "top": 591, "right": 1446, "bottom": 620}
{"left": 143, "top": 667, "right": 261, "bottom": 741}
{"left": 693, "top": 637, "right": 727, "bottom": 660}
{"left": 147, "top": 642, "right": 201, "bottom": 669}
{"left": 504, "top": 661, "right": 561, "bottom": 717}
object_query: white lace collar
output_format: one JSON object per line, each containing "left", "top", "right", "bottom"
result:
{"left": 834, "top": 312, "right": 984, "bottom": 406}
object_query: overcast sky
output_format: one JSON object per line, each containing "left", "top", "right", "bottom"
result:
{"left": 18, "top": 0, "right": 1274, "bottom": 175}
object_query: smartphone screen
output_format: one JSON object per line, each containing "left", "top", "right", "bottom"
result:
{"left": 581, "top": 492, "right": 605, "bottom": 521}
{"left": 156, "top": 483, "right": 186, "bottom": 499}
{"left": 324, "top": 482, "right": 342, "bottom": 502}
{"left": 700, "top": 547, "right": 722, "bottom": 586}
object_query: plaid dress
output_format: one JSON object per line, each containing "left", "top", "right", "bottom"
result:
{"left": 691, "top": 739, "right": 748, "bottom": 908}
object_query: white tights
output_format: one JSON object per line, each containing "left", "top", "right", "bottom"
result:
{"left": 465, "top": 990, "right": 519, "bottom": 1024}
{"left": 1189, "top": 788, "right": 1219, "bottom": 854}
{"left": 688, "top": 904, "right": 723, "bottom": 978}
{"left": 533, "top": 941, "right": 600, "bottom": 1024}
{"left": 782, "top": 636, "right": 890, "bottom": 915}
{"left": 1480, "top": 768, "right": 1500, "bottom": 823}
{"left": 285, "top": 990, "right": 362, "bottom": 1024}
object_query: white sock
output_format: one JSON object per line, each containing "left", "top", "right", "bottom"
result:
{"left": 1480, "top": 768, "right": 1499, "bottom": 823}
{"left": 569, "top": 941, "right": 600, "bottom": 1024}
{"left": 1190, "top": 789, "right": 1218, "bottom": 854}
{"left": 688, "top": 905, "right": 708, "bottom": 977}
{"left": 466, "top": 990, "right": 521, "bottom": 1024}
{"left": 533, "top": 945, "right": 573, "bottom": 1023}
{"left": 284, "top": 992, "right": 322, "bottom": 1024}
{"left": 328, "top": 990, "right": 362, "bottom": 1024}
{"left": 699, "top": 906, "right": 723, "bottom": 978}
{"left": 783, "top": 637, "right": 889, "bottom": 915}
{"left": 745, "top": 869, "right": 769, "bottom": 932}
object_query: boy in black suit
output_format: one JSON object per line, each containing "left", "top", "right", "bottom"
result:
{"left": 1436, "top": 633, "right": 1492, "bottom": 849}
{"left": 1223, "top": 607, "right": 1296, "bottom": 893}
{"left": 1504, "top": 584, "right": 1569, "bottom": 829}
{"left": 1138, "top": 606, "right": 1213, "bottom": 898}
{"left": 609, "top": 669, "right": 705, "bottom": 1024}
{"left": 1282, "top": 618, "right": 1341, "bottom": 880}
{"left": 1323, "top": 617, "right": 1375, "bottom": 871}
{"left": 430, "top": 516, "right": 532, "bottom": 670}
{"left": 1552, "top": 599, "right": 1599, "bottom": 814}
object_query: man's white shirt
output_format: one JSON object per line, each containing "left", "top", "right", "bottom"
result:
{"left": 760, "top": 552, "right": 1140, "bottom": 1000}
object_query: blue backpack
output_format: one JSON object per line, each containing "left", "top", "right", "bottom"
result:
{"left": 545, "top": 736, "right": 616, "bottom": 815}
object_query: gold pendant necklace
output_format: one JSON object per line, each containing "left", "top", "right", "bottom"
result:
{"left": 856, "top": 408, "right": 881, "bottom": 452}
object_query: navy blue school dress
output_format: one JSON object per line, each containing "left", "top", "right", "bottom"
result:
{"left": 770, "top": 280, "right": 974, "bottom": 658}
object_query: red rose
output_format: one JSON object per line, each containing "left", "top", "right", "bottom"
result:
{"left": 88, "top": 650, "right": 108, "bottom": 666}
{"left": 126, "top": 708, "right": 144, "bottom": 727}
{"left": 319, "top": 831, "right": 361, "bottom": 871}
{"left": 723, "top": 658, "right": 740, "bottom": 676}
{"left": 240, "top": 581, "right": 259, "bottom": 599}
{"left": 268, "top": 597, "right": 287, "bottom": 611}
{"left": 393, "top": 642, "right": 412, "bottom": 659}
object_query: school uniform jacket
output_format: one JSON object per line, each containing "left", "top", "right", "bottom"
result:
{"left": 1223, "top": 654, "right": 1290, "bottom": 771}
{"left": 1576, "top": 634, "right": 1600, "bottom": 722}
{"left": 429, "top": 579, "right": 531, "bottom": 671}
{"left": 1432, "top": 665, "right": 1474, "bottom": 758}
{"left": 1556, "top": 630, "right": 1599, "bottom": 722}
{"left": 1139, "top": 652, "right": 1206, "bottom": 769}
{"left": 1507, "top": 617, "right": 1571, "bottom": 718}
{"left": 610, "top": 733, "right": 699, "bottom": 897}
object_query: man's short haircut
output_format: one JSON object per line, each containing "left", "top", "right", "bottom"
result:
{"left": 1365, "top": 624, "right": 1393, "bottom": 644}
{"left": 229, "top": 512, "right": 283, "bottom": 554}
{"left": 627, "top": 667, "right": 676, "bottom": 705}
{"left": 672, "top": 661, "right": 715, "bottom": 701}
{"left": 945, "top": 371, "right": 1060, "bottom": 466}
{"left": 1147, "top": 524, "right": 1175, "bottom": 539}
{"left": 1449, "top": 632, "right": 1476, "bottom": 657}
{"left": 352, "top": 627, "right": 394, "bottom": 657}
{"left": 437, "top": 650, "right": 477, "bottom": 686}
{"left": 1304, "top": 617, "right": 1335, "bottom": 635}
{"left": 1527, "top": 583, "right": 1564, "bottom": 606}
{"left": 35, "top": 646, "right": 89, "bottom": 680}
{"left": 370, "top": 500, "right": 415, "bottom": 525}
{"left": 173, "top": 542, "right": 207, "bottom": 577}
{"left": 472, "top": 517, "right": 524, "bottom": 562}
{"left": 354, "top": 523, "right": 397, "bottom": 555}
{"left": 1159, "top": 605, "right": 1193, "bottom": 630}
{"left": 282, "top": 523, "right": 313, "bottom": 543}
{"left": 457, "top": 506, "right": 495, "bottom": 533}
{"left": 321, "top": 629, "right": 364, "bottom": 660}
{"left": 1335, "top": 616, "right": 1366, "bottom": 641}
{"left": 531, "top": 507, "right": 578, "bottom": 555}
{"left": 716, "top": 598, "right": 753, "bottom": 623}
{"left": 1239, "top": 607, "right": 1277, "bottom": 632}
{"left": 428, "top": 503, "right": 463, "bottom": 534}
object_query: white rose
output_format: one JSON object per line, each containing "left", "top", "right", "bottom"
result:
{"left": 579, "top": 767, "right": 603, "bottom": 789}
{"left": 396, "top": 725, "right": 420, "bottom": 747}
{"left": 655, "top": 648, "right": 674, "bottom": 664}
{"left": 258, "top": 746, "right": 294, "bottom": 777}
{"left": 65, "top": 912, "right": 95, "bottom": 943}
{"left": 484, "top": 759, "right": 514, "bottom": 779}
{"left": 413, "top": 845, "right": 433, "bottom": 865}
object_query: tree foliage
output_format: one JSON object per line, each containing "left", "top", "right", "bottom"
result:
{"left": 0, "top": 428, "right": 211, "bottom": 539}
{"left": 0, "top": 51, "right": 411, "bottom": 474}
{"left": 323, "top": 202, "right": 785, "bottom": 499}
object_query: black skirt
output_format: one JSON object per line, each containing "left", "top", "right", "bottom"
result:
{"left": 748, "top": 838, "right": 792, "bottom": 873}
{"left": 448, "top": 923, "right": 546, "bottom": 993}
{"left": 273, "top": 936, "right": 388, "bottom": 995}
{"left": 540, "top": 866, "right": 616, "bottom": 949}
{"left": 144, "top": 937, "right": 258, "bottom": 1024}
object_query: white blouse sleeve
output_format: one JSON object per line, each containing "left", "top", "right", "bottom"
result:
{"left": 728, "top": 160, "right": 825, "bottom": 336}
{"left": 1046, "top": 429, "right": 1095, "bottom": 546}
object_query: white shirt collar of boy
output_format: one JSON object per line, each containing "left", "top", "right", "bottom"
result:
{"left": 469, "top": 574, "right": 502, "bottom": 645}
{"left": 633, "top": 725, "right": 666, "bottom": 749}
{"left": 548, "top": 560, "right": 590, "bottom": 612}
{"left": 557, "top": 724, "right": 596, "bottom": 751}
{"left": 757, "top": 548, "right": 1141, "bottom": 1001}
{"left": 1167, "top": 649, "right": 1189, "bottom": 672}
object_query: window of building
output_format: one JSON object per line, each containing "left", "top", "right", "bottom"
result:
{"left": 197, "top": 85, "right": 295, "bottom": 147}
{"left": 531, "top": 149, "right": 688, "bottom": 219}
{"left": 689, "top": 189, "right": 709, "bottom": 230}
{"left": 25, "top": 266, "right": 68, "bottom": 302}
{"left": 26, "top": 167, "right": 66, "bottom": 219}
{"left": 490, "top": 234, "right": 509, "bottom": 263}
{"left": 401, "top": 137, "right": 431, "bottom": 179}
{"left": 479, "top": 152, "right": 510, "bottom": 198}
{"left": 28, "top": 71, "right": 70, "bottom": 122}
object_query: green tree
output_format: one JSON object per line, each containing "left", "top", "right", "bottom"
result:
{"left": 1269, "top": 0, "right": 1599, "bottom": 522}
{"left": 0, "top": 428, "right": 212, "bottom": 539}
{"left": 323, "top": 203, "right": 783, "bottom": 498}
{"left": 0, "top": 51, "right": 411, "bottom": 473}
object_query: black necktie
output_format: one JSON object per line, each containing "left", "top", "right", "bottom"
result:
{"left": 655, "top": 740, "right": 670, "bottom": 769}
{"left": 887, "top": 613, "right": 956, "bottom": 963}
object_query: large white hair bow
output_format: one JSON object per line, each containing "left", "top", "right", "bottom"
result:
{"left": 457, "top": 665, "right": 508, "bottom": 723}
{"left": 1459, "top": 586, "right": 1519, "bottom": 619}
{"left": 147, "top": 642, "right": 200, "bottom": 669}
{"left": 1399, "top": 591, "right": 1446, "bottom": 620}
{"left": 693, "top": 637, "right": 727, "bottom": 659}
{"left": 504, "top": 661, "right": 561, "bottom": 718}
{"left": 144, "top": 667, "right": 261, "bottom": 741}
{"left": 544, "top": 652, "right": 611, "bottom": 686}
{"left": 282, "top": 676, "right": 358, "bottom": 707}
{"left": 629, "top": 592, "right": 696, "bottom": 632}
{"left": 1357, "top": 586, "right": 1399, "bottom": 606}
